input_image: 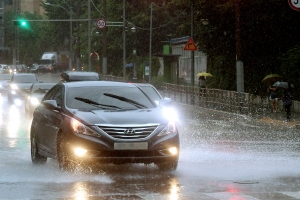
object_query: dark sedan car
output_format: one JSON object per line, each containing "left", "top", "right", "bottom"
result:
{"left": 30, "top": 81, "right": 179, "bottom": 171}
{"left": 7, "top": 73, "right": 40, "bottom": 103}
{"left": 25, "top": 82, "right": 56, "bottom": 117}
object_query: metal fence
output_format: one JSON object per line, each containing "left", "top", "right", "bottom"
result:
{"left": 100, "top": 75, "right": 126, "bottom": 82}
{"left": 162, "top": 83, "right": 300, "bottom": 115}
{"left": 95, "top": 76, "right": 300, "bottom": 115}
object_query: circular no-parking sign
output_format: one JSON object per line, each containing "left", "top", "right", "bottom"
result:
{"left": 96, "top": 18, "right": 106, "bottom": 29}
{"left": 288, "top": 0, "right": 300, "bottom": 11}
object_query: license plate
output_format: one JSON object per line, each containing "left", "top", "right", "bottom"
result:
{"left": 114, "top": 142, "right": 148, "bottom": 150}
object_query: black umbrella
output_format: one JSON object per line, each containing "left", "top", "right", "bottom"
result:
{"left": 272, "top": 81, "right": 294, "bottom": 89}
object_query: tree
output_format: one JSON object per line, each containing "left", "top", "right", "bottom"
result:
{"left": 4, "top": 10, "right": 52, "bottom": 65}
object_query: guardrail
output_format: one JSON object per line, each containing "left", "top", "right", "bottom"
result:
{"left": 100, "top": 75, "right": 126, "bottom": 82}
{"left": 162, "top": 83, "right": 300, "bottom": 115}
{"left": 92, "top": 75, "right": 300, "bottom": 115}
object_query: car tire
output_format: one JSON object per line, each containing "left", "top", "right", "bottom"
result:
{"left": 156, "top": 160, "right": 178, "bottom": 171}
{"left": 57, "top": 133, "right": 73, "bottom": 171}
{"left": 31, "top": 134, "right": 47, "bottom": 164}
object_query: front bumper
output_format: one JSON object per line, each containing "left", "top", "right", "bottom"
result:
{"left": 64, "top": 132, "right": 180, "bottom": 165}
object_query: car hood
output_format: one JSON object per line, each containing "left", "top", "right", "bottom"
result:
{"left": 31, "top": 93, "right": 46, "bottom": 100}
{"left": 72, "top": 108, "right": 169, "bottom": 125}
{"left": 12, "top": 83, "right": 34, "bottom": 90}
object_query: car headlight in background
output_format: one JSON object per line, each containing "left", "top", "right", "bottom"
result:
{"left": 11, "top": 84, "right": 18, "bottom": 90}
{"left": 30, "top": 97, "right": 40, "bottom": 106}
{"left": 71, "top": 118, "right": 100, "bottom": 137}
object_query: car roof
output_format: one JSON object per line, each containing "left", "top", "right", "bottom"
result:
{"left": 12, "top": 73, "right": 36, "bottom": 76}
{"left": 131, "top": 83, "right": 154, "bottom": 87}
{"left": 60, "top": 71, "right": 100, "bottom": 82}
{"left": 63, "top": 81, "right": 136, "bottom": 88}
{"left": 32, "top": 82, "right": 56, "bottom": 87}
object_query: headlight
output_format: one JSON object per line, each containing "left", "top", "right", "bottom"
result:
{"left": 30, "top": 97, "right": 40, "bottom": 106}
{"left": 71, "top": 118, "right": 100, "bottom": 137}
{"left": 158, "top": 121, "right": 177, "bottom": 136}
{"left": 162, "top": 107, "right": 178, "bottom": 122}
{"left": 11, "top": 84, "right": 18, "bottom": 90}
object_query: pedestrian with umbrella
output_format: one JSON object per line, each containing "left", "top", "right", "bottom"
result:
{"left": 268, "top": 79, "right": 279, "bottom": 113}
{"left": 197, "top": 72, "right": 212, "bottom": 88}
{"left": 262, "top": 74, "right": 281, "bottom": 113}
{"left": 273, "top": 81, "right": 294, "bottom": 121}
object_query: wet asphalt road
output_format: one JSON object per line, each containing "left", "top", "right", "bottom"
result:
{"left": 0, "top": 73, "right": 300, "bottom": 200}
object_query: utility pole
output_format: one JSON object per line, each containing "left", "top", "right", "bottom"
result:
{"left": 102, "top": 0, "right": 107, "bottom": 74}
{"left": 190, "top": 0, "right": 195, "bottom": 104}
{"left": 149, "top": 2, "right": 152, "bottom": 83}
{"left": 88, "top": 0, "right": 91, "bottom": 71}
{"left": 123, "top": 0, "right": 126, "bottom": 80}
{"left": 235, "top": 0, "right": 244, "bottom": 92}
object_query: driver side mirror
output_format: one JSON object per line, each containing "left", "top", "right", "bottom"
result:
{"left": 43, "top": 100, "right": 60, "bottom": 110}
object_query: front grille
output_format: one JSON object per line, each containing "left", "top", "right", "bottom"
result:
{"left": 98, "top": 125, "right": 159, "bottom": 139}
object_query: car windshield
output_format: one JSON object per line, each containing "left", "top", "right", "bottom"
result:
{"left": 66, "top": 86, "right": 155, "bottom": 110}
{"left": 32, "top": 85, "right": 54, "bottom": 94}
{"left": 12, "top": 75, "right": 38, "bottom": 83}
{"left": 0, "top": 74, "right": 12, "bottom": 80}
{"left": 138, "top": 86, "right": 162, "bottom": 102}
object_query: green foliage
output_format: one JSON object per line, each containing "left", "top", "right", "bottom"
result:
{"left": 150, "top": 75, "right": 165, "bottom": 90}
{"left": 4, "top": 0, "right": 300, "bottom": 101}
{"left": 4, "top": 10, "right": 52, "bottom": 64}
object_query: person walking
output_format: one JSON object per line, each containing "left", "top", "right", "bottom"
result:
{"left": 198, "top": 76, "right": 206, "bottom": 88}
{"left": 269, "top": 82, "right": 279, "bottom": 112}
{"left": 282, "top": 88, "right": 293, "bottom": 122}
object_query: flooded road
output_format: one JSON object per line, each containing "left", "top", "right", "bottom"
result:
{"left": 0, "top": 74, "right": 300, "bottom": 199}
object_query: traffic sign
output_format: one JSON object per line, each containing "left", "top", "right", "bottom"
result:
{"left": 288, "top": 0, "right": 300, "bottom": 11}
{"left": 96, "top": 18, "right": 106, "bottom": 29}
{"left": 184, "top": 37, "right": 197, "bottom": 51}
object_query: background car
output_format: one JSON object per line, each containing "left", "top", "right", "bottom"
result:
{"left": 30, "top": 81, "right": 179, "bottom": 171}
{"left": 25, "top": 82, "right": 56, "bottom": 117}
{"left": 7, "top": 73, "right": 40, "bottom": 103}
{"left": 0, "top": 74, "right": 13, "bottom": 93}
{"left": 29, "top": 65, "right": 47, "bottom": 74}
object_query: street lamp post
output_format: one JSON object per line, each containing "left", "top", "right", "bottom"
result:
{"left": 123, "top": 0, "right": 126, "bottom": 79}
{"left": 44, "top": 2, "right": 72, "bottom": 71}
{"left": 131, "top": 27, "right": 137, "bottom": 82}
{"left": 149, "top": 2, "right": 153, "bottom": 83}
{"left": 235, "top": 0, "right": 244, "bottom": 92}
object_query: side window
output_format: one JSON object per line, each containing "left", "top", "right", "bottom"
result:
{"left": 43, "top": 85, "right": 59, "bottom": 101}
{"left": 52, "top": 86, "right": 63, "bottom": 106}
{"left": 42, "top": 85, "right": 63, "bottom": 106}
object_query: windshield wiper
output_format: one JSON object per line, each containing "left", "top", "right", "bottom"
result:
{"left": 103, "top": 93, "right": 147, "bottom": 109}
{"left": 74, "top": 97, "right": 121, "bottom": 110}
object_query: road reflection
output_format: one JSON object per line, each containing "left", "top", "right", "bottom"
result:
{"left": 7, "top": 105, "right": 21, "bottom": 141}
{"left": 63, "top": 164, "right": 181, "bottom": 199}
{"left": 72, "top": 182, "right": 89, "bottom": 200}
{"left": 168, "top": 178, "right": 180, "bottom": 200}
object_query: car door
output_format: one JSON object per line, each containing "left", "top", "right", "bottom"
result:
{"left": 37, "top": 85, "right": 64, "bottom": 155}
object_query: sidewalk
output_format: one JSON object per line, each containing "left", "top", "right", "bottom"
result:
{"left": 254, "top": 110, "right": 300, "bottom": 128}
{"left": 173, "top": 101, "right": 300, "bottom": 129}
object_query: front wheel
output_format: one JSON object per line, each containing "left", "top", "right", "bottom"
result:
{"left": 31, "top": 134, "right": 47, "bottom": 164}
{"left": 157, "top": 160, "right": 178, "bottom": 171}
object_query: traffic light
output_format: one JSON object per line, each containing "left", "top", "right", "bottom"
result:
{"left": 14, "top": 20, "right": 29, "bottom": 28}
